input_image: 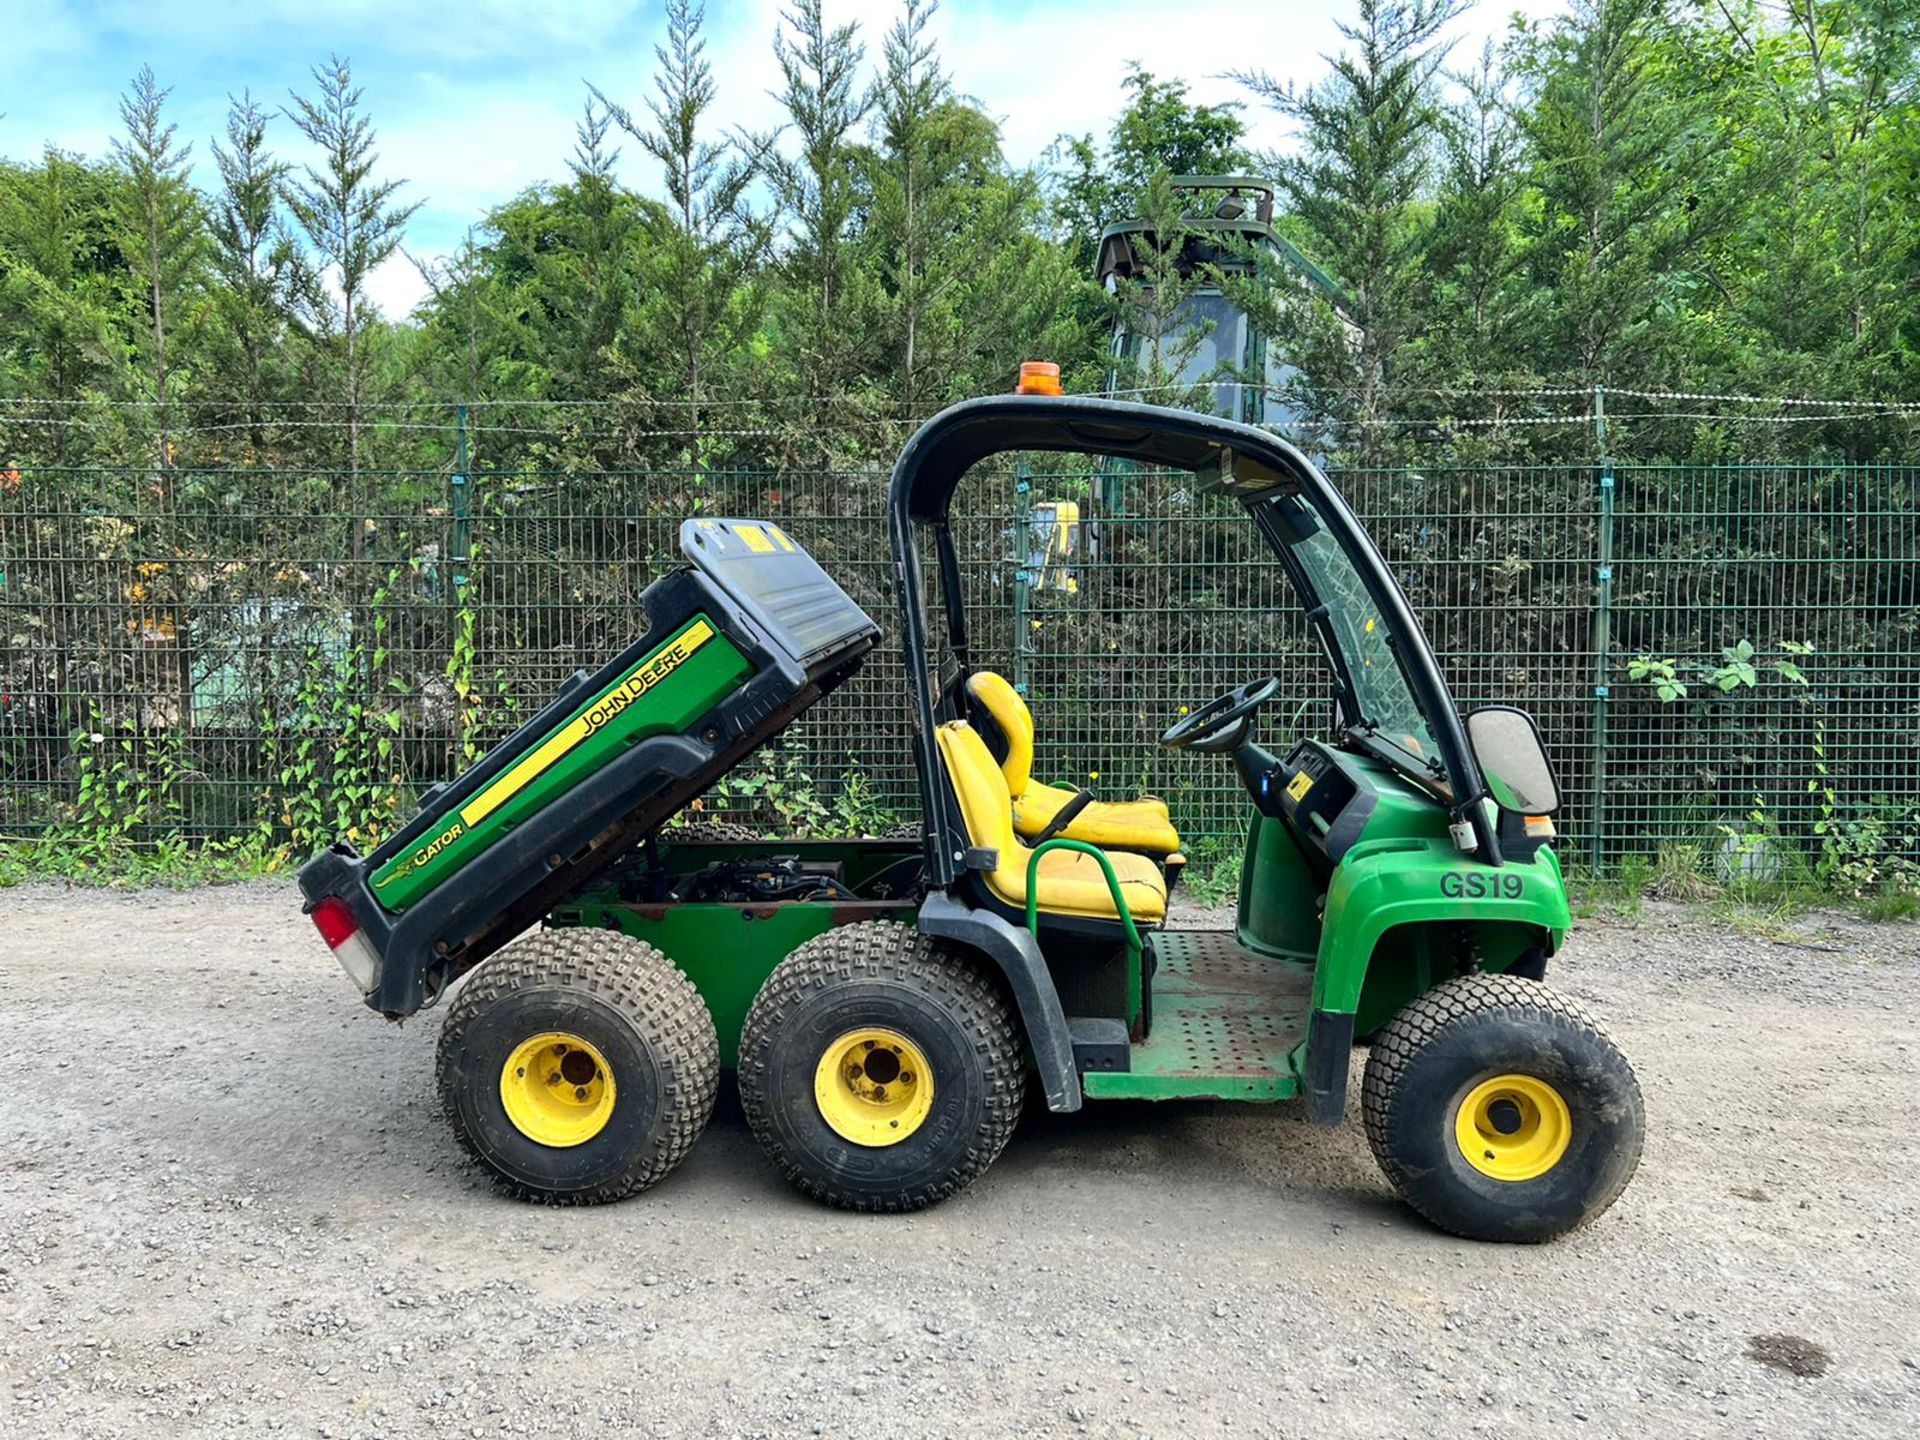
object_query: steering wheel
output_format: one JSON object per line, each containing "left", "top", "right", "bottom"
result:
{"left": 1160, "top": 676, "right": 1281, "bottom": 753}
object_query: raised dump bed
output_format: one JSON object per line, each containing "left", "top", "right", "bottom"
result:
{"left": 298, "top": 517, "right": 880, "bottom": 1017}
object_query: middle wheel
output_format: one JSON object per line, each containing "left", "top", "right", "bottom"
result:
{"left": 738, "top": 920, "right": 1023, "bottom": 1212}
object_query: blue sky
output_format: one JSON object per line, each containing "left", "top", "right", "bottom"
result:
{"left": 7, "top": 0, "right": 1565, "bottom": 315}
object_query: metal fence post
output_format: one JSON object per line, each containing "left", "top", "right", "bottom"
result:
{"left": 1589, "top": 385, "right": 1615, "bottom": 868}
{"left": 450, "top": 403, "right": 472, "bottom": 600}
{"left": 1012, "top": 459, "right": 1032, "bottom": 697}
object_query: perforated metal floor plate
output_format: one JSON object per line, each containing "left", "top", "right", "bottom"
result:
{"left": 1081, "top": 930, "right": 1315, "bottom": 1101}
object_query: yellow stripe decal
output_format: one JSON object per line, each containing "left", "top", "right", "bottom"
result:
{"left": 459, "top": 620, "right": 717, "bottom": 828}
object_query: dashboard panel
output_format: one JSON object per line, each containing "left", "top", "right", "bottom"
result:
{"left": 1275, "top": 741, "right": 1379, "bottom": 864}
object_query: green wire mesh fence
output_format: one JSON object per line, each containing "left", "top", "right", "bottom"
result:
{"left": 1, "top": 453, "right": 1915, "bottom": 884}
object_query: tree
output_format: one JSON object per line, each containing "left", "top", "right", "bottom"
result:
{"left": 1513, "top": 0, "right": 1715, "bottom": 393}
{"left": 1695, "top": 0, "right": 1920, "bottom": 448}
{"left": 208, "top": 90, "right": 302, "bottom": 452}
{"left": 865, "top": 88, "right": 1096, "bottom": 413}
{"left": 562, "top": 94, "right": 639, "bottom": 401}
{"left": 110, "top": 65, "right": 202, "bottom": 466}
{"left": 462, "top": 97, "right": 644, "bottom": 410}
{"left": 869, "top": 0, "right": 949, "bottom": 417}
{"left": 761, "top": 0, "right": 874, "bottom": 423}
{"left": 284, "top": 53, "right": 419, "bottom": 524}
{"left": 1414, "top": 43, "right": 1538, "bottom": 441}
{"left": 0, "top": 151, "right": 128, "bottom": 459}
{"left": 1238, "top": 0, "right": 1464, "bottom": 456}
{"left": 593, "top": 0, "right": 766, "bottom": 460}
{"left": 1051, "top": 68, "right": 1251, "bottom": 273}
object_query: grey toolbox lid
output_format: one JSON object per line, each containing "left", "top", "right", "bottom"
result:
{"left": 680, "top": 517, "right": 878, "bottom": 668}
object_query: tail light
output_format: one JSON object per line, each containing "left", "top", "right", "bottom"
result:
{"left": 310, "top": 895, "right": 383, "bottom": 995}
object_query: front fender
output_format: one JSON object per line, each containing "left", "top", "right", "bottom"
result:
{"left": 1312, "top": 838, "right": 1571, "bottom": 1014}
{"left": 1287, "top": 839, "right": 1570, "bottom": 1123}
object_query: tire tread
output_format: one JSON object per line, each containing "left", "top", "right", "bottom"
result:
{"left": 738, "top": 920, "right": 1022, "bottom": 1213}
{"left": 436, "top": 928, "right": 719, "bottom": 1205}
{"left": 1362, "top": 973, "right": 1644, "bottom": 1240}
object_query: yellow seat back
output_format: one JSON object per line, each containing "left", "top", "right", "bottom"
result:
{"left": 934, "top": 719, "right": 1020, "bottom": 857}
{"left": 934, "top": 719, "right": 1167, "bottom": 924}
{"left": 964, "top": 670, "right": 1034, "bottom": 796}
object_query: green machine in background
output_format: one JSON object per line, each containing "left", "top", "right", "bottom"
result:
{"left": 301, "top": 388, "right": 1644, "bottom": 1244}
{"left": 1098, "top": 175, "right": 1358, "bottom": 429}
{"left": 1024, "top": 178, "right": 1358, "bottom": 601}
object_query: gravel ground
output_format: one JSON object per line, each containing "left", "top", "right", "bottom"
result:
{"left": 2, "top": 880, "right": 1916, "bottom": 1438}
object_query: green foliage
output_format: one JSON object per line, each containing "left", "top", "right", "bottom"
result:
{"left": 58, "top": 717, "right": 182, "bottom": 862}
{"left": 824, "top": 767, "right": 896, "bottom": 839}
{"left": 261, "top": 637, "right": 400, "bottom": 857}
{"left": 0, "top": 714, "right": 271, "bottom": 885}
{"left": 1180, "top": 836, "right": 1245, "bottom": 909}
{"left": 694, "top": 744, "right": 823, "bottom": 833}
{"left": 1627, "top": 654, "right": 1688, "bottom": 702}
{"left": 1051, "top": 67, "right": 1251, "bottom": 273}
{"left": 205, "top": 91, "right": 307, "bottom": 449}
{"left": 284, "top": 55, "right": 419, "bottom": 329}
{"left": 1236, "top": 0, "right": 1463, "bottom": 456}
{"left": 283, "top": 53, "right": 421, "bottom": 481}
{"left": 0, "top": 6, "right": 1914, "bottom": 469}
{"left": 1705, "top": 639, "right": 1760, "bottom": 692}
{"left": 0, "top": 832, "right": 275, "bottom": 889}
{"left": 686, "top": 749, "right": 905, "bottom": 839}
{"left": 109, "top": 65, "right": 203, "bottom": 449}
{"left": 1630, "top": 638, "right": 1815, "bottom": 703}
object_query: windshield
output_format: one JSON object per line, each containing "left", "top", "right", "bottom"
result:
{"left": 1168, "top": 293, "right": 1247, "bottom": 417}
{"left": 1252, "top": 492, "right": 1445, "bottom": 784}
{"left": 1112, "top": 292, "right": 1249, "bottom": 420}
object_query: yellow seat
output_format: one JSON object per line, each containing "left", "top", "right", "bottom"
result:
{"left": 965, "top": 671, "right": 1183, "bottom": 855}
{"left": 935, "top": 720, "right": 1167, "bottom": 925}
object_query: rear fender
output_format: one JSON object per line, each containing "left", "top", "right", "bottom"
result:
{"left": 917, "top": 893, "right": 1082, "bottom": 1113}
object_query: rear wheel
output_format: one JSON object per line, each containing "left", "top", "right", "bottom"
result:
{"left": 1362, "top": 974, "right": 1644, "bottom": 1242}
{"left": 738, "top": 921, "right": 1022, "bottom": 1212}
{"left": 437, "top": 929, "right": 719, "bottom": 1204}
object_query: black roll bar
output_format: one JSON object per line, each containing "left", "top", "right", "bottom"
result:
{"left": 885, "top": 395, "right": 1501, "bottom": 887}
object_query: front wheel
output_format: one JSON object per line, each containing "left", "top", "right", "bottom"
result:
{"left": 1362, "top": 974, "right": 1644, "bottom": 1242}
{"left": 738, "top": 921, "right": 1023, "bottom": 1212}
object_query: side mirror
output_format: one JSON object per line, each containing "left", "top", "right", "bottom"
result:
{"left": 1466, "top": 706, "right": 1561, "bottom": 816}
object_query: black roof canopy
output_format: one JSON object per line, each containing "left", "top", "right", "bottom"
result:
{"left": 887, "top": 394, "right": 1314, "bottom": 523}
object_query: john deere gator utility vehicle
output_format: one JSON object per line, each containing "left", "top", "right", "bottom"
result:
{"left": 299, "top": 385, "right": 1644, "bottom": 1242}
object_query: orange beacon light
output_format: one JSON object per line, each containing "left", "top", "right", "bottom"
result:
{"left": 1014, "top": 361, "right": 1063, "bottom": 396}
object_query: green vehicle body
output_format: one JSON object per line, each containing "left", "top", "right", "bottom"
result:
{"left": 554, "top": 770, "right": 1568, "bottom": 1108}
{"left": 314, "top": 391, "right": 1574, "bottom": 1131}
{"left": 300, "top": 392, "right": 1627, "bottom": 1234}
{"left": 538, "top": 395, "right": 1577, "bottom": 1123}
{"left": 369, "top": 616, "right": 751, "bottom": 911}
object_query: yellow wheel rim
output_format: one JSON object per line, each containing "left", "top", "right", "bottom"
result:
{"left": 1454, "top": 1073, "right": 1572, "bottom": 1182}
{"left": 499, "top": 1031, "right": 616, "bottom": 1148}
{"left": 813, "top": 1028, "right": 934, "bottom": 1148}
